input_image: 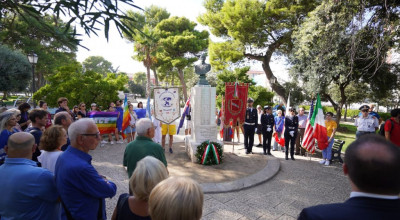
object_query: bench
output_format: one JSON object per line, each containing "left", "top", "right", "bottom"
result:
{"left": 0, "top": 100, "right": 6, "bottom": 107}
{"left": 330, "top": 139, "right": 345, "bottom": 163}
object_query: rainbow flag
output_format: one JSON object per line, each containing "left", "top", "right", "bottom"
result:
{"left": 121, "top": 95, "right": 131, "bottom": 139}
{"left": 88, "top": 111, "right": 118, "bottom": 134}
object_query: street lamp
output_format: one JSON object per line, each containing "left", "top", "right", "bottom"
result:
{"left": 27, "top": 51, "right": 38, "bottom": 108}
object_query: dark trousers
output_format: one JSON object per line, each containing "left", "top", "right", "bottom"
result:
{"left": 262, "top": 131, "right": 273, "bottom": 153}
{"left": 244, "top": 124, "right": 255, "bottom": 153}
{"left": 284, "top": 132, "right": 297, "bottom": 158}
{"left": 295, "top": 128, "right": 306, "bottom": 155}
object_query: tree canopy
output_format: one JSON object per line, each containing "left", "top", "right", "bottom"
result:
{"left": 0, "top": 45, "right": 31, "bottom": 99}
{"left": 33, "top": 62, "right": 128, "bottom": 108}
{"left": 198, "top": 0, "right": 318, "bottom": 104}
{"left": 82, "top": 56, "right": 116, "bottom": 76}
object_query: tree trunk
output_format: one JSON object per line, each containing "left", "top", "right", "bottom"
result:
{"left": 178, "top": 69, "right": 188, "bottom": 102}
{"left": 171, "top": 72, "right": 175, "bottom": 86}
{"left": 261, "top": 60, "right": 287, "bottom": 104}
{"left": 344, "top": 103, "right": 348, "bottom": 122}
{"left": 2, "top": 91, "right": 8, "bottom": 100}
{"left": 145, "top": 65, "right": 151, "bottom": 98}
{"left": 152, "top": 68, "right": 159, "bottom": 86}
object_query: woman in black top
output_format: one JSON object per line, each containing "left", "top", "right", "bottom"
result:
{"left": 111, "top": 156, "right": 168, "bottom": 220}
{"left": 77, "top": 102, "right": 87, "bottom": 119}
{"left": 18, "top": 103, "right": 31, "bottom": 130}
{"left": 284, "top": 107, "right": 298, "bottom": 160}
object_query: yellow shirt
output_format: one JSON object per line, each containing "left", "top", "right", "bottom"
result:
{"left": 325, "top": 120, "right": 337, "bottom": 137}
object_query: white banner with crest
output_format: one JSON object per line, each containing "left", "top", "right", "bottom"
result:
{"left": 154, "top": 87, "right": 181, "bottom": 124}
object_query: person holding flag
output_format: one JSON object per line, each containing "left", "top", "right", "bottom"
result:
{"left": 284, "top": 107, "right": 298, "bottom": 160}
{"left": 123, "top": 104, "right": 137, "bottom": 143}
{"left": 319, "top": 112, "right": 337, "bottom": 166}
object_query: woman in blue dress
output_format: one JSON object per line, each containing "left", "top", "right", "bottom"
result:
{"left": 0, "top": 111, "right": 20, "bottom": 164}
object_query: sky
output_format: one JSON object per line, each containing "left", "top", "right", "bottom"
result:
{"left": 75, "top": 0, "right": 289, "bottom": 83}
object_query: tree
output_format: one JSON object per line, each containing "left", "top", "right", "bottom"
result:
{"left": 132, "top": 72, "right": 147, "bottom": 85}
{"left": 123, "top": 6, "right": 171, "bottom": 98}
{"left": 198, "top": 0, "right": 318, "bottom": 104}
{"left": 33, "top": 62, "right": 128, "bottom": 108}
{"left": 282, "top": 81, "right": 306, "bottom": 107}
{"left": 155, "top": 16, "right": 209, "bottom": 101}
{"left": 290, "top": 0, "right": 399, "bottom": 124}
{"left": 0, "top": 45, "right": 31, "bottom": 100}
{"left": 82, "top": 56, "right": 116, "bottom": 76}
{"left": 0, "top": 12, "right": 78, "bottom": 89}
{"left": 1, "top": 0, "right": 143, "bottom": 44}
{"left": 128, "top": 81, "right": 145, "bottom": 98}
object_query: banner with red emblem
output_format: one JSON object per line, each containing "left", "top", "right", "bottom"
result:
{"left": 223, "top": 82, "right": 248, "bottom": 128}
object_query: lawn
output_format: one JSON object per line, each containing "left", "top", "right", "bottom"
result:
{"left": 335, "top": 123, "right": 357, "bottom": 152}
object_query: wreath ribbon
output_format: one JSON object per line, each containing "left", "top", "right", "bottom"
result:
{"left": 201, "top": 141, "right": 221, "bottom": 165}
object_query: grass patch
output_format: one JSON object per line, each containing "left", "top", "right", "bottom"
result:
{"left": 335, "top": 123, "right": 357, "bottom": 152}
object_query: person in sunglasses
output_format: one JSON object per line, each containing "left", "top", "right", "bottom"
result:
{"left": 354, "top": 105, "right": 379, "bottom": 139}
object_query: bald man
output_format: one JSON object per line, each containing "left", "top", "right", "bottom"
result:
{"left": 54, "top": 112, "right": 73, "bottom": 151}
{"left": 0, "top": 133, "right": 60, "bottom": 219}
{"left": 298, "top": 134, "right": 400, "bottom": 220}
{"left": 55, "top": 119, "right": 116, "bottom": 220}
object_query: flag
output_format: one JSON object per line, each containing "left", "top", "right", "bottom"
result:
{"left": 302, "top": 99, "right": 316, "bottom": 153}
{"left": 146, "top": 96, "right": 152, "bottom": 120}
{"left": 311, "top": 94, "right": 329, "bottom": 150}
{"left": 275, "top": 93, "right": 290, "bottom": 146}
{"left": 177, "top": 96, "right": 190, "bottom": 134}
{"left": 88, "top": 111, "right": 119, "bottom": 134}
{"left": 121, "top": 95, "right": 131, "bottom": 139}
{"left": 219, "top": 96, "right": 225, "bottom": 138}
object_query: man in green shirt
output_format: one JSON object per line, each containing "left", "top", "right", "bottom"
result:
{"left": 123, "top": 118, "right": 167, "bottom": 177}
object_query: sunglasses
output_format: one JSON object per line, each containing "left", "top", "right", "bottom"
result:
{"left": 362, "top": 110, "right": 368, "bottom": 112}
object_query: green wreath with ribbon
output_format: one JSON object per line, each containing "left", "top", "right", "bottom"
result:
{"left": 195, "top": 140, "right": 223, "bottom": 165}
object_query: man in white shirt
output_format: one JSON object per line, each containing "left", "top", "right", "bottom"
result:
{"left": 295, "top": 108, "right": 308, "bottom": 156}
{"left": 298, "top": 134, "right": 400, "bottom": 220}
{"left": 354, "top": 105, "right": 379, "bottom": 139}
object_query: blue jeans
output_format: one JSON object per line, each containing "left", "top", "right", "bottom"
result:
{"left": 322, "top": 137, "right": 334, "bottom": 160}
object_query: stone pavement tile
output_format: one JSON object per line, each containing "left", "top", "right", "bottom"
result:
{"left": 202, "top": 210, "right": 243, "bottom": 220}
{"left": 223, "top": 199, "right": 265, "bottom": 219}
{"left": 203, "top": 197, "right": 231, "bottom": 216}
{"left": 276, "top": 214, "right": 296, "bottom": 220}
{"left": 274, "top": 202, "right": 301, "bottom": 218}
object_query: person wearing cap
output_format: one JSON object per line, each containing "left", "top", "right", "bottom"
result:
{"left": 355, "top": 105, "right": 379, "bottom": 139}
{"left": 261, "top": 105, "right": 275, "bottom": 155}
{"left": 357, "top": 104, "right": 382, "bottom": 124}
{"left": 243, "top": 98, "right": 258, "bottom": 154}
{"left": 284, "top": 107, "right": 298, "bottom": 160}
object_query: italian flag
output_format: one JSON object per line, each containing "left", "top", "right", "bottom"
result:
{"left": 311, "top": 94, "right": 328, "bottom": 150}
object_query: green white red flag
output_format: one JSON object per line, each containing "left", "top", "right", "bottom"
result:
{"left": 311, "top": 94, "right": 328, "bottom": 150}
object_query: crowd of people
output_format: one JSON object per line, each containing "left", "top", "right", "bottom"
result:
{"left": 0, "top": 95, "right": 203, "bottom": 220}
{"left": 228, "top": 98, "right": 400, "bottom": 164}
{"left": 0, "top": 96, "right": 399, "bottom": 219}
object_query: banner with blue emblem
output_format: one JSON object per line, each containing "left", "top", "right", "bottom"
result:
{"left": 154, "top": 87, "right": 181, "bottom": 124}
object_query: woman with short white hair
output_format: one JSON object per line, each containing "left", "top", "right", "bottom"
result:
{"left": 111, "top": 156, "right": 168, "bottom": 220}
{"left": 149, "top": 176, "right": 204, "bottom": 220}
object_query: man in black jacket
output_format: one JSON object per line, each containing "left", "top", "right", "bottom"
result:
{"left": 298, "top": 134, "right": 400, "bottom": 220}
{"left": 243, "top": 98, "right": 257, "bottom": 154}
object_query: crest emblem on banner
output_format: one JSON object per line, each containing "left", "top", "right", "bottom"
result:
{"left": 229, "top": 99, "right": 242, "bottom": 115}
{"left": 154, "top": 88, "right": 181, "bottom": 124}
{"left": 224, "top": 82, "right": 248, "bottom": 127}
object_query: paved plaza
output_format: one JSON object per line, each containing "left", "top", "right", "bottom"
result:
{"left": 92, "top": 134, "right": 350, "bottom": 220}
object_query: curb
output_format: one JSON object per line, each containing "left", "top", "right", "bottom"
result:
{"left": 200, "top": 156, "right": 281, "bottom": 194}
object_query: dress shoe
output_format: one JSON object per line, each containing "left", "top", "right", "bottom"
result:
{"left": 295, "top": 153, "right": 300, "bottom": 155}
{"left": 291, "top": 157, "right": 295, "bottom": 160}
{"left": 285, "top": 156, "right": 289, "bottom": 160}
{"left": 267, "top": 152, "right": 272, "bottom": 155}
{"left": 246, "top": 151, "right": 250, "bottom": 154}
{"left": 263, "top": 152, "right": 267, "bottom": 155}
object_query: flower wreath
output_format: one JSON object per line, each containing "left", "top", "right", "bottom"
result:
{"left": 195, "top": 140, "right": 223, "bottom": 165}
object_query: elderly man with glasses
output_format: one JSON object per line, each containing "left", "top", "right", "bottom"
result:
{"left": 354, "top": 105, "right": 379, "bottom": 139}
{"left": 55, "top": 119, "right": 117, "bottom": 220}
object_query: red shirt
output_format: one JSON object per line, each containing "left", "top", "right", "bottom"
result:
{"left": 384, "top": 117, "right": 400, "bottom": 147}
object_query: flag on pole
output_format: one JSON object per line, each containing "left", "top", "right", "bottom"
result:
{"left": 121, "top": 94, "right": 131, "bottom": 139}
{"left": 146, "top": 96, "right": 152, "bottom": 120}
{"left": 302, "top": 99, "right": 316, "bottom": 153}
{"left": 275, "top": 93, "right": 290, "bottom": 146}
{"left": 311, "top": 94, "right": 329, "bottom": 150}
{"left": 177, "top": 96, "right": 190, "bottom": 134}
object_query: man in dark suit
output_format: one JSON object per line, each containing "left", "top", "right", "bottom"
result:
{"left": 298, "top": 134, "right": 400, "bottom": 220}
{"left": 243, "top": 98, "right": 258, "bottom": 154}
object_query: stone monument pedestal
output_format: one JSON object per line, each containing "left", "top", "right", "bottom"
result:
{"left": 185, "top": 85, "right": 223, "bottom": 163}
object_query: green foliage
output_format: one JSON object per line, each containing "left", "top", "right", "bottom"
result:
{"left": 249, "top": 86, "right": 274, "bottom": 108}
{"left": 215, "top": 66, "right": 254, "bottom": 96}
{"left": 195, "top": 141, "right": 223, "bottom": 165}
{"left": 132, "top": 72, "right": 147, "bottom": 85}
{"left": 1, "top": 0, "right": 143, "bottom": 43}
{"left": 0, "top": 12, "right": 78, "bottom": 88}
{"left": 128, "top": 81, "right": 145, "bottom": 97}
{"left": 282, "top": 81, "right": 306, "bottom": 106}
{"left": 33, "top": 62, "right": 128, "bottom": 108}
{"left": 0, "top": 45, "right": 31, "bottom": 93}
{"left": 83, "top": 56, "right": 116, "bottom": 76}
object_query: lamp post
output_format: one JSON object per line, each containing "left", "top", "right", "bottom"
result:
{"left": 27, "top": 51, "right": 38, "bottom": 108}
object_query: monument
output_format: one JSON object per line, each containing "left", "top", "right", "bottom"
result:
{"left": 185, "top": 54, "right": 223, "bottom": 162}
